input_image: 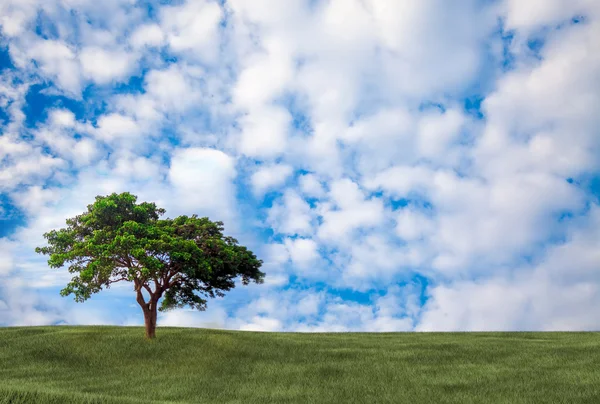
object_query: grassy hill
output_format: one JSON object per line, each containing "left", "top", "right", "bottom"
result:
{"left": 0, "top": 327, "right": 599, "bottom": 403}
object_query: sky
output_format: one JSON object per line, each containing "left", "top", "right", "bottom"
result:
{"left": 0, "top": 0, "right": 600, "bottom": 332}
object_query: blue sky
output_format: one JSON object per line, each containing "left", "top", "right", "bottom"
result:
{"left": 1, "top": 0, "right": 600, "bottom": 331}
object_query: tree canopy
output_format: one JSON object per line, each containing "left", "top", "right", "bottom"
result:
{"left": 35, "top": 192, "right": 264, "bottom": 338}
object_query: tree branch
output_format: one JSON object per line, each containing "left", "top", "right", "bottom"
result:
{"left": 153, "top": 275, "right": 161, "bottom": 295}
{"left": 114, "top": 257, "right": 130, "bottom": 268}
{"left": 141, "top": 283, "right": 152, "bottom": 295}
{"left": 134, "top": 279, "right": 146, "bottom": 307}
{"left": 136, "top": 289, "right": 147, "bottom": 308}
{"left": 107, "top": 276, "right": 128, "bottom": 285}
{"left": 161, "top": 268, "right": 170, "bottom": 288}
{"left": 167, "top": 274, "right": 184, "bottom": 288}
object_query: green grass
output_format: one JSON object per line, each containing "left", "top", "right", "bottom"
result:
{"left": 0, "top": 327, "right": 599, "bottom": 403}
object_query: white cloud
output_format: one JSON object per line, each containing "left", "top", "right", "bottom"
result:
{"left": 417, "top": 274, "right": 600, "bottom": 332}
{"left": 0, "top": 76, "right": 74, "bottom": 191}
{"left": 366, "top": 165, "right": 587, "bottom": 275}
{"left": 239, "top": 316, "right": 282, "bottom": 332}
{"left": 112, "top": 153, "right": 162, "bottom": 182}
{"left": 129, "top": 24, "right": 165, "bottom": 49}
{"left": 259, "top": 243, "right": 290, "bottom": 287}
{"left": 0, "top": 0, "right": 38, "bottom": 38}
{"left": 416, "top": 108, "right": 466, "bottom": 162}
{"left": 0, "top": 239, "right": 16, "bottom": 276}
{"left": 364, "top": 165, "right": 433, "bottom": 198}
{"left": 28, "top": 39, "right": 82, "bottom": 94}
{"left": 0, "top": 153, "right": 66, "bottom": 191}
{"left": 395, "top": 207, "right": 435, "bottom": 241}
{"left": 317, "top": 179, "right": 385, "bottom": 243}
{"left": 96, "top": 113, "right": 141, "bottom": 141}
{"left": 158, "top": 306, "right": 229, "bottom": 329}
{"left": 232, "top": 37, "right": 295, "bottom": 109}
{"left": 296, "top": 293, "right": 322, "bottom": 317}
{"left": 250, "top": 164, "right": 293, "bottom": 197}
{"left": 71, "top": 138, "right": 100, "bottom": 167}
{"left": 112, "top": 65, "right": 206, "bottom": 125}
{"left": 230, "top": 287, "right": 416, "bottom": 332}
{"left": 267, "top": 189, "right": 314, "bottom": 236}
{"left": 298, "top": 174, "right": 326, "bottom": 198}
{"left": 502, "top": 0, "right": 599, "bottom": 31}
{"left": 144, "top": 65, "right": 205, "bottom": 114}
{"left": 340, "top": 108, "right": 415, "bottom": 175}
{"left": 33, "top": 115, "right": 101, "bottom": 168}
{"left": 478, "top": 20, "right": 600, "bottom": 179}
{"left": 49, "top": 109, "right": 76, "bottom": 128}
{"left": 80, "top": 47, "right": 137, "bottom": 84}
{"left": 339, "top": 233, "right": 427, "bottom": 289}
{"left": 416, "top": 205, "right": 600, "bottom": 331}
{"left": 0, "top": 277, "right": 136, "bottom": 327}
{"left": 168, "top": 147, "right": 238, "bottom": 223}
{"left": 10, "top": 186, "right": 62, "bottom": 216}
{"left": 160, "top": 0, "right": 223, "bottom": 62}
{"left": 284, "top": 237, "right": 319, "bottom": 270}
{"left": 237, "top": 106, "right": 291, "bottom": 158}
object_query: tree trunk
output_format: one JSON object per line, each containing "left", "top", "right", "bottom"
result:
{"left": 142, "top": 301, "right": 158, "bottom": 339}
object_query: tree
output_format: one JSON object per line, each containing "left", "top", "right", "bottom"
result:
{"left": 35, "top": 192, "right": 265, "bottom": 339}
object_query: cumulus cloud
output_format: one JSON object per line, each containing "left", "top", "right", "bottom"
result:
{"left": 267, "top": 189, "right": 315, "bottom": 236}
{"left": 230, "top": 286, "right": 419, "bottom": 332}
{"left": 160, "top": 0, "right": 223, "bottom": 61}
{"left": 79, "top": 47, "right": 137, "bottom": 84}
{"left": 317, "top": 179, "right": 385, "bottom": 244}
{"left": 0, "top": 239, "right": 16, "bottom": 276}
{"left": 27, "top": 39, "right": 82, "bottom": 94}
{"left": 502, "top": 0, "right": 598, "bottom": 31}
{"left": 417, "top": 207, "right": 600, "bottom": 332}
{"left": 284, "top": 237, "right": 320, "bottom": 271}
{"left": 168, "top": 147, "right": 238, "bottom": 223}
{"left": 96, "top": 113, "right": 141, "bottom": 141}
{"left": 158, "top": 306, "right": 229, "bottom": 330}
{"left": 129, "top": 24, "right": 165, "bottom": 49}
{"left": 298, "top": 174, "right": 326, "bottom": 198}
{"left": 250, "top": 163, "right": 293, "bottom": 197}
{"left": 395, "top": 207, "right": 435, "bottom": 242}
{"left": 237, "top": 106, "right": 291, "bottom": 158}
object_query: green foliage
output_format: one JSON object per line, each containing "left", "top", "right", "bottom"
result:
{"left": 35, "top": 192, "right": 264, "bottom": 311}
{"left": 2, "top": 327, "right": 600, "bottom": 403}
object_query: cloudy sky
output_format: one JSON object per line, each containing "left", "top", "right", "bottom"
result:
{"left": 1, "top": 0, "right": 599, "bottom": 332}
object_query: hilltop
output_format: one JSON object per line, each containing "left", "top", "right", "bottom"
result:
{"left": 0, "top": 327, "right": 599, "bottom": 403}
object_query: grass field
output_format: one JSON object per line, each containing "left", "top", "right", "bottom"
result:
{"left": 0, "top": 327, "right": 599, "bottom": 403}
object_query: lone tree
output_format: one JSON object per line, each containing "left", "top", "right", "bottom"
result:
{"left": 35, "top": 192, "right": 264, "bottom": 339}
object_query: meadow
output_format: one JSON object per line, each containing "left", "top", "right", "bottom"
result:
{"left": 0, "top": 326, "right": 599, "bottom": 403}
